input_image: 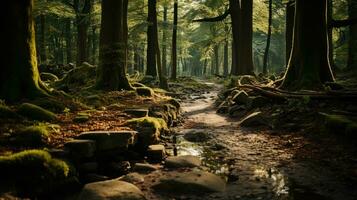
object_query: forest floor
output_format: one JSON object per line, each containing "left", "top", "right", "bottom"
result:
{"left": 138, "top": 81, "right": 357, "bottom": 200}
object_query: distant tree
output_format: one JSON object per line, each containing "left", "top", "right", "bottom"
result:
{"left": 96, "top": 0, "right": 132, "bottom": 90}
{"left": 347, "top": 0, "right": 357, "bottom": 70}
{"left": 1, "top": 0, "right": 49, "bottom": 101}
{"left": 285, "top": 0, "right": 294, "bottom": 65}
{"left": 171, "top": 0, "right": 178, "bottom": 80}
{"left": 280, "top": 0, "right": 334, "bottom": 90}
{"left": 263, "top": 0, "right": 272, "bottom": 74}
{"left": 146, "top": 0, "right": 158, "bottom": 77}
{"left": 74, "top": 0, "right": 92, "bottom": 65}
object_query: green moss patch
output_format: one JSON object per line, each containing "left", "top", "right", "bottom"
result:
{"left": 136, "top": 87, "right": 154, "bottom": 97}
{"left": 17, "top": 103, "right": 57, "bottom": 122}
{"left": 319, "top": 112, "right": 357, "bottom": 137}
{"left": 0, "top": 150, "right": 70, "bottom": 195}
{"left": 12, "top": 126, "right": 49, "bottom": 147}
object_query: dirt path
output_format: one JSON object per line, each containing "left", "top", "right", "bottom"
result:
{"left": 170, "top": 82, "right": 357, "bottom": 200}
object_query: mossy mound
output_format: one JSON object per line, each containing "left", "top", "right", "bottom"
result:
{"left": 0, "top": 104, "right": 19, "bottom": 119}
{"left": 136, "top": 87, "right": 154, "bottom": 97}
{"left": 0, "top": 150, "right": 70, "bottom": 196}
{"left": 319, "top": 112, "right": 357, "bottom": 137}
{"left": 17, "top": 103, "right": 57, "bottom": 121}
{"left": 31, "top": 97, "right": 67, "bottom": 113}
{"left": 12, "top": 126, "right": 49, "bottom": 147}
{"left": 126, "top": 117, "right": 167, "bottom": 146}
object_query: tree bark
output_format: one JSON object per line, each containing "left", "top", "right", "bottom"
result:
{"left": 223, "top": 39, "right": 229, "bottom": 77}
{"left": 214, "top": 45, "right": 219, "bottom": 75}
{"left": 240, "top": 0, "right": 254, "bottom": 75}
{"left": 285, "top": 1, "right": 294, "bottom": 65}
{"left": 96, "top": 0, "right": 132, "bottom": 90}
{"left": 162, "top": 5, "right": 168, "bottom": 77}
{"left": 75, "top": 0, "right": 92, "bottom": 65}
{"left": 171, "top": 0, "right": 178, "bottom": 80}
{"left": 39, "top": 13, "right": 47, "bottom": 64}
{"left": 347, "top": 0, "right": 357, "bottom": 70}
{"left": 65, "top": 19, "right": 73, "bottom": 64}
{"left": 280, "top": 0, "right": 334, "bottom": 90}
{"left": 146, "top": 0, "right": 157, "bottom": 77}
{"left": 1, "top": 0, "right": 48, "bottom": 101}
{"left": 263, "top": 0, "right": 272, "bottom": 74}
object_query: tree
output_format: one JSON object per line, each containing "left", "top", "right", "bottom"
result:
{"left": 96, "top": 0, "right": 132, "bottom": 90}
{"left": 347, "top": 0, "right": 357, "bottom": 70}
{"left": 146, "top": 0, "right": 158, "bottom": 77}
{"left": 162, "top": 4, "right": 168, "bottom": 77}
{"left": 74, "top": 0, "right": 92, "bottom": 65}
{"left": 239, "top": 0, "right": 254, "bottom": 75}
{"left": 171, "top": 0, "right": 178, "bottom": 80}
{"left": 263, "top": 0, "right": 272, "bottom": 74}
{"left": 285, "top": 0, "right": 294, "bottom": 64}
{"left": 280, "top": 0, "right": 334, "bottom": 90}
{"left": 1, "top": 0, "right": 49, "bottom": 102}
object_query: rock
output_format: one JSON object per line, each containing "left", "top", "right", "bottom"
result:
{"left": 77, "top": 131, "right": 137, "bottom": 152}
{"left": 124, "top": 109, "right": 149, "bottom": 117}
{"left": 118, "top": 172, "right": 145, "bottom": 184}
{"left": 11, "top": 125, "right": 49, "bottom": 147}
{"left": 17, "top": 103, "right": 57, "bottom": 122}
{"left": 64, "top": 139, "right": 96, "bottom": 158}
{"left": 147, "top": 145, "right": 166, "bottom": 161}
{"left": 79, "top": 162, "right": 98, "bottom": 173}
{"left": 239, "top": 112, "right": 271, "bottom": 128}
{"left": 165, "top": 155, "right": 201, "bottom": 168}
{"left": 247, "top": 96, "right": 269, "bottom": 109}
{"left": 152, "top": 171, "right": 226, "bottom": 194}
{"left": 183, "top": 130, "right": 210, "bottom": 143}
{"left": 133, "top": 163, "right": 159, "bottom": 173}
{"left": 136, "top": 87, "right": 154, "bottom": 97}
{"left": 232, "top": 91, "right": 249, "bottom": 105}
{"left": 78, "top": 180, "right": 146, "bottom": 200}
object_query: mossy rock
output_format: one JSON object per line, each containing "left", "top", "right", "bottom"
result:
{"left": 12, "top": 126, "right": 49, "bottom": 147}
{"left": 126, "top": 117, "right": 167, "bottom": 146}
{"left": 31, "top": 97, "right": 66, "bottom": 113}
{"left": 17, "top": 103, "right": 57, "bottom": 122}
{"left": 136, "top": 87, "right": 154, "bottom": 97}
{"left": 0, "top": 104, "right": 19, "bottom": 119}
{"left": 0, "top": 150, "right": 71, "bottom": 196}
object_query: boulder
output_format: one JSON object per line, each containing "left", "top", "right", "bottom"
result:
{"left": 11, "top": 125, "right": 49, "bottom": 147}
{"left": 165, "top": 155, "right": 201, "bottom": 168}
{"left": 64, "top": 139, "right": 96, "bottom": 159}
{"left": 152, "top": 171, "right": 226, "bottom": 194}
{"left": 239, "top": 112, "right": 271, "bottom": 128}
{"left": 17, "top": 103, "right": 57, "bottom": 122}
{"left": 78, "top": 180, "right": 146, "bottom": 200}
{"left": 124, "top": 109, "right": 149, "bottom": 118}
{"left": 147, "top": 145, "right": 166, "bottom": 161}
{"left": 77, "top": 131, "right": 137, "bottom": 152}
{"left": 118, "top": 172, "right": 145, "bottom": 184}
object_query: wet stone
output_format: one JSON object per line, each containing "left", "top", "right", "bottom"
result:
{"left": 64, "top": 139, "right": 96, "bottom": 159}
{"left": 165, "top": 155, "right": 201, "bottom": 168}
{"left": 147, "top": 144, "right": 166, "bottom": 161}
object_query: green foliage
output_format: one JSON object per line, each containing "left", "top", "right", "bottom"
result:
{"left": 34, "top": 0, "right": 75, "bottom": 19}
{"left": 0, "top": 150, "right": 70, "bottom": 195}
{"left": 13, "top": 126, "right": 49, "bottom": 147}
{"left": 17, "top": 103, "right": 57, "bottom": 122}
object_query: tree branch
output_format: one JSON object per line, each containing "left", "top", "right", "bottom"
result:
{"left": 193, "top": 8, "right": 231, "bottom": 23}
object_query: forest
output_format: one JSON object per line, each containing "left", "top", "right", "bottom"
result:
{"left": 0, "top": 0, "right": 357, "bottom": 199}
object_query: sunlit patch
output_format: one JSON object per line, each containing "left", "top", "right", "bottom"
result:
{"left": 254, "top": 166, "right": 290, "bottom": 196}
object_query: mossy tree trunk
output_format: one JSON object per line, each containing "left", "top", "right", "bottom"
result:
{"left": 1, "top": 0, "right": 48, "bottom": 102}
{"left": 280, "top": 0, "right": 334, "bottom": 90}
{"left": 96, "top": 0, "right": 132, "bottom": 91}
{"left": 347, "top": 0, "right": 357, "bottom": 70}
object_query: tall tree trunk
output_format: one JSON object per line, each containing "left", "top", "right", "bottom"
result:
{"left": 223, "top": 39, "right": 229, "bottom": 77}
{"left": 92, "top": 26, "right": 97, "bottom": 64}
{"left": 39, "top": 13, "right": 47, "bottom": 64}
{"left": 280, "top": 0, "right": 334, "bottom": 90}
{"left": 229, "top": 0, "right": 241, "bottom": 76}
{"left": 75, "top": 0, "right": 92, "bottom": 65}
{"left": 146, "top": 0, "right": 157, "bottom": 77}
{"left": 1, "top": 0, "right": 48, "bottom": 101}
{"left": 214, "top": 45, "right": 219, "bottom": 75}
{"left": 203, "top": 59, "right": 207, "bottom": 76}
{"left": 285, "top": 1, "right": 294, "bottom": 65}
{"left": 65, "top": 19, "right": 73, "bottom": 64}
{"left": 347, "top": 0, "right": 357, "bottom": 70}
{"left": 162, "top": 5, "right": 168, "bottom": 77}
{"left": 327, "top": 0, "right": 334, "bottom": 70}
{"left": 171, "top": 0, "right": 178, "bottom": 80}
{"left": 263, "top": 0, "right": 272, "bottom": 74}
{"left": 240, "top": 0, "right": 254, "bottom": 75}
{"left": 96, "top": 0, "right": 132, "bottom": 90}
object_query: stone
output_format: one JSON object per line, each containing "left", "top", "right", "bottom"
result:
{"left": 124, "top": 109, "right": 149, "bottom": 117}
{"left": 78, "top": 180, "right": 146, "bottom": 200}
{"left": 239, "top": 112, "right": 271, "bottom": 128}
{"left": 152, "top": 171, "right": 226, "bottom": 194}
{"left": 165, "top": 155, "right": 201, "bottom": 168}
{"left": 232, "top": 91, "right": 249, "bottom": 105}
{"left": 133, "top": 163, "right": 159, "bottom": 173}
{"left": 64, "top": 139, "right": 96, "bottom": 158}
{"left": 118, "top": 172, "right": 145, "bottom": 184}
{"left": 77, "top": 131, "right": 137, "bottom": 152}
{"left": 147, "top": 145, "right": 166, "bottom": 161}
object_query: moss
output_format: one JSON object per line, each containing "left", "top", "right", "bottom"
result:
{"left": 136, "top": 87, "right": 154, "bottom": 97}
{"left": 0, "top": 104, "right": 19, "bottom": 119}
{"left": 319, "top": 113, "right": 357, "bottom": 137}
{"left": 17, "top": 103, "right": 57, "bottom": 121}
{"left": 13, "top": 126, "right": 49, "bottom": 147}
{"left": 0, "top": 150, "right": 70, "bottom": 195}
{"left": 127, "top": 116, "right": 167, "bottom": 131}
